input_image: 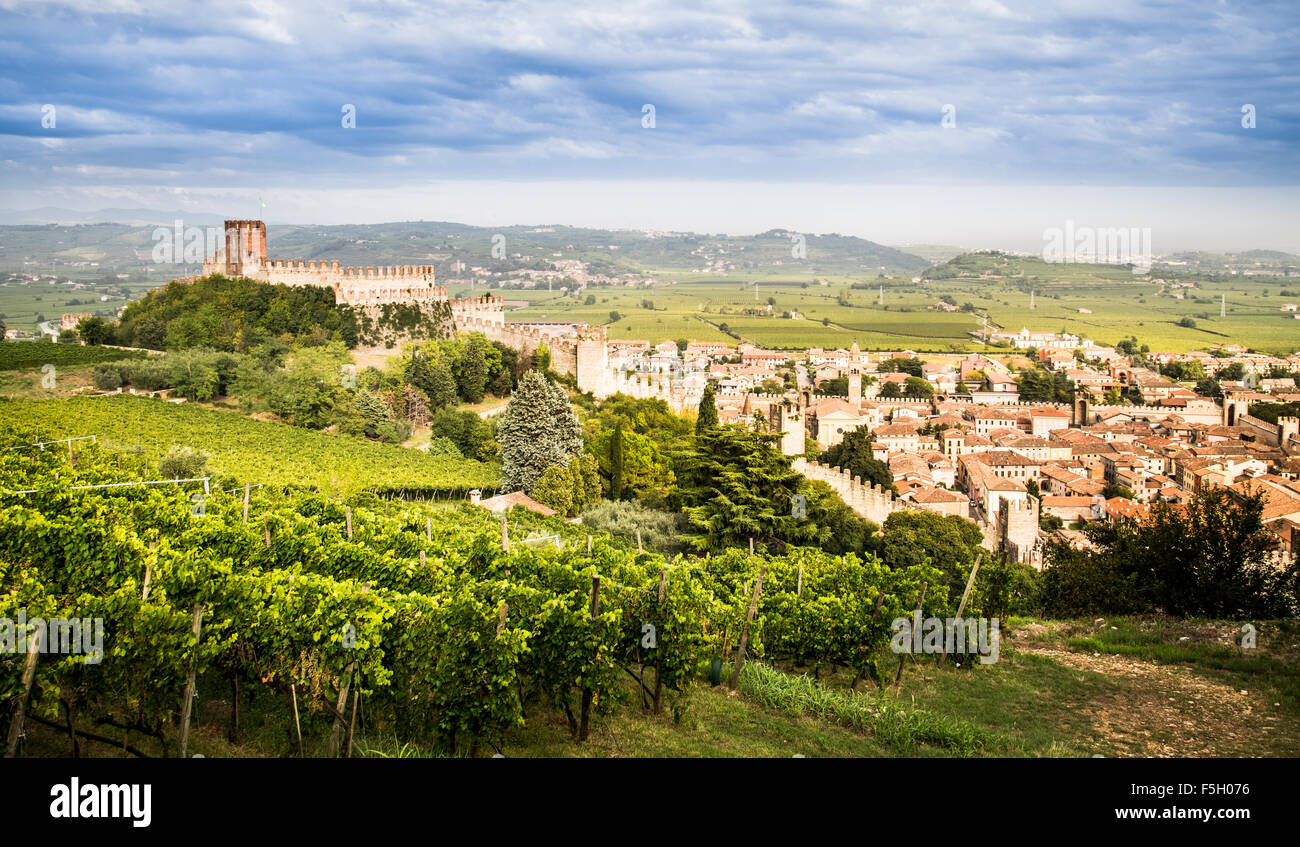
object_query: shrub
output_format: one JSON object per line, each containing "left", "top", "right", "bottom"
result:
{"left": 581, "top": 500, "right": 685, "bottom": 553}
{"left": 158, "top": 445, "right": 210, "bottom": 480}
{"left": 92, "top": 364, "right": 122, "bottom": 391}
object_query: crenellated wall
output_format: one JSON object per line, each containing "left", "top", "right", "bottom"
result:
{"left": 793, "top": 458, "right": 912, "bottom": 525}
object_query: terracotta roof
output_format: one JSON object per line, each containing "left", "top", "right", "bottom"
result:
{"left": 477, "top": 491, "right": 557, "bottom": 516}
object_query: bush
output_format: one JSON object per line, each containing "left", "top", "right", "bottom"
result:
{"left": 581, "top": 500, "right": 686, "bottom": 554}
{"left": 427, "top": 436, "right": 462, "bottom": 456}
{"left": 91, "top": 364, "right": 122, "bottom": 391}
{"left": 158, "top": 445, "right": 210, "bottom": 480}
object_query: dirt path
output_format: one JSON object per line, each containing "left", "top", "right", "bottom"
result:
{"left": 1016, "top": 642, "right": 1294, "bottom": 757}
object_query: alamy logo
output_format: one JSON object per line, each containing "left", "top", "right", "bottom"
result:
{"left": 1, "top": 611, "right": 103, "bottom": 663}
{"left": 49, "top": 778, "right": 151, "bottom": 828}
{"left": 891, "top": 613, "right": 1000, "bottom": 664}
{"left": 1042, "top": 220, "right": 1152, "bottom": 274}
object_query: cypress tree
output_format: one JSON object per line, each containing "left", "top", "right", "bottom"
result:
{"left": 696, "top": 382, "right": 719, "bottom": 434}
{"left": 610, "top": 422, "right": 625, "bottom": 500}
{"left": 461, "top": 334, "right": 489, "bottom": 403}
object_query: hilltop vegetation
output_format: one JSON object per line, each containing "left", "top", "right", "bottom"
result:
{"left": 0, "top": 395, "right": 499, "bottom": 497}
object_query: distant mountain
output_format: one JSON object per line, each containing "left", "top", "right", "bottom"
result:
{"left": 0, "top": 208, "right": 228, "bottom": 226}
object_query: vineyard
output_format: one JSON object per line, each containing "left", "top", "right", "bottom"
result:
{"left": 0, "top": 396, "right": 500, "bottom": 497}
{"left": 0, "top": 425, "right": 992, "bottom": 757}
{"left": 0, "top": 341, "right": 147, "bottom": 372}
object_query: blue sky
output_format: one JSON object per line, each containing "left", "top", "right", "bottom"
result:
{"left": 1, "top": 0, "right": 1297, "bottom": 250}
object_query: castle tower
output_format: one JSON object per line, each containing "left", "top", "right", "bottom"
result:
{"left": 1223, "top": 393, "right": 1249, "bottom": 427}
{"left": 220, "top": 219, "right": 267, "bottom": 278}
{"left": 848, "top": 341, "right": 862, "bottom": 406}
{"left": 1072, "top": 394, "right": 1090, "bottom": 427}
{"left": 1277, "top": 416, "right": 1299, "bottom": 456}
{"left": 776, "top": 398, "right": 804, "bottom": 456}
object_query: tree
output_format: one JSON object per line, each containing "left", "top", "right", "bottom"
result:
{"left": 610, "top": 422, "right": 625, "bottom": 500}
{"left": 591, "top": 425, "right": 674, "bottom": 505}
{"left": 695, "top": 382, "right": 719, "bottom": 433}
{"left": 460, "top": 334, "right": 489, "bottom": 403}
{"left": 76, "top": 316, "right": 110, "bottom": 345}
{"left": 531, "top": 465, "right": 573, "bottom": 516}
{"left": 816, "top": 376, "right": 848, "bottom": 396}
{"left": 1043, "top": 487, "right": 1296, "bottom": 618}
{"left": 903, "top": 376, "right": 934, "bottom": 399}
{"left": 1218, "top": 362, "right": 1245, "bottom": 381}
{"left": 680, "top": 425, "right": 817, "bottom": 553}
{"left": 879, "top": 381, "right": 902, "bottom": 399}
{"left": 879, "top": 511, "right": 985, "bottom": 609}
{"left": 818, "top": 427, "right": 895, "bottom": 493}
{"left": 498, "top": 370, "right": 583, "bottom": 493}
{"left": 879, "top": 356, "right": 923, "bottom": 377}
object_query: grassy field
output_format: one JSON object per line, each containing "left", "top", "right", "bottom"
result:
{"left": 0, "top": 340, "right": 146, "bottom": 371}
{"left": 0, "top": 395, "right": 500, "bottom": 496}
{"left": 454, "top": 255, "right": 1299, "bottom": 354}
{"left": 19, "top": 615, "right": 1295, "bottom": 758}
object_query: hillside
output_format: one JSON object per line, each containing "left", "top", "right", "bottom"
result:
{"left": 0, "top": 395, "right": 500, "bottom": 497}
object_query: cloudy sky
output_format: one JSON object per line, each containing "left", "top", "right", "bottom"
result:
{"left": 1, "top": 0, "right": 1297, "bottom": 251}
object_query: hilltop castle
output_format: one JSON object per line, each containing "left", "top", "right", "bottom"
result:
{"left": 202, "top": 219, "right": 443, "bottom": 305}
{"left": 196, "top": 219, "right": 610, "bottom": 394}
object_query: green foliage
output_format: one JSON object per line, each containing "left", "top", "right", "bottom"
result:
{"left": 1249, "top": 401, "right": 1300, "bottom": 425}
{"left": 115, "top": 274, "right": 361, "bottom": 350}
{"left": 1042, "top": 487, "right": 1298, "bottom": 617}
{"left": 696, "top": 382, "right": 719, "bottom": 433}
{"left": 818, "top": 427, "right": 895, "bottom": 494}
{"left": 580, "top": 500, "right": 685, "bottom": 554}
{"left": 903, "top": 376, "right": 934, "bottom": 399}
{"left": 816, "top": 375, "right": 848, "bottom": 395}
{"left": 531, "top": 464, "right": 573, "bottom": 516}
{"left": 879, "top": 510, "right": 986, "bottom": 614}
{"left": 498, "top": 371, "right": 583, "bottom": 494}
{"left": 75, "top": 316, "right": 110, "bottom": 345}
{"left": 428, "top": 408, "right": 494, "bottom": 459}
{"left": 0, "top": 395, "right": 497, "bottom": 497}
{"left": 609, "top": 422, "right": 625, "bottom": 500}
{"left": 590, "top": 425, "right": 674, "bottom": 505}
{"left": 1018, "top": 366, "right": 1074, "bottom": 403}
{"left": 158, "top": 444, "right": 209, "bottom": 479}
{"left": 681, "top": 425, "right": 816, "bottom": 553}
{"left": 91, "top": 364, "right": 122, "bottom": 391}
{"left": 460, "top": 334, "right": 489, "bottom": 403}
{"left": 0, "top": 341, "right": 145, "bottom": 372}
{"left": 879, "top": 356, "right": 923, "bottom": 377}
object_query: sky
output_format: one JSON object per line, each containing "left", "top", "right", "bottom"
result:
{"left": 1, "top": 0, "right": 1297, "bottom": 252}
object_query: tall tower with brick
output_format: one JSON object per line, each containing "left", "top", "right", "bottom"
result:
{"left": 215, "top": 219, "right": 267, "bottom": 279}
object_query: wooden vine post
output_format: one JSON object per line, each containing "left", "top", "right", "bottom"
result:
{"left": 578, "top": 575, "right": 600, "bottom": 742}
{"left": 242, "top": 482, "right": 250, "bottom": 524}
{"left": 328, "top": 663, "right": 357, "bottom": 758}
{"left": 4, "top": 628, "right": 42, "bottom": 758}
{"left": 500, "top": 515, "right": 510, "bottom": 553}
{"left": 426, "top": 517, "right": 432, "bottom": 543}
{"left": 290, "top": 684, "right": 304, "bottom": 756}
{"left": 653, "top": 569, "right": 667, "bottom": 713}
{"left": 345, "top": 506, "right": 353, "bottom": 539}
{"left": 895, "top": 581, "right": 928, "bottom": 686}
{"left": 729, "top": 542, "right": 766, "bottom": 691}
{"left": 178, "top": 604, "right": 205, "bottom": 758}
{"left": 945, "top": 555, "right": 982, "bottom": 666}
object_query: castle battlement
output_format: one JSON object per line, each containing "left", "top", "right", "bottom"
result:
{"left": 200, "top": 219, "right": 440, "bottom": 306}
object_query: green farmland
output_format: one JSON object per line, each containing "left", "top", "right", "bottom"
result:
{"left": 452, "top": 254, "right": 1300, "bottom": 355}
